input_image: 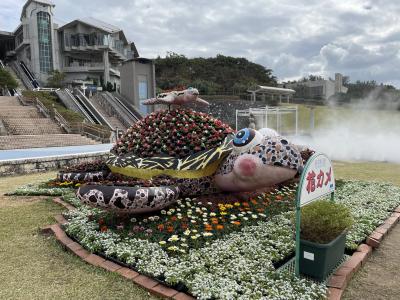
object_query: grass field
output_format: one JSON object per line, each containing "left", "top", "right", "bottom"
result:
{"left": 0, "top": 161, "right": 398, "bottom": 299}
{"left": 0, "top": 172, "right": 157, "bottom": 300}
{"left": 278, "top": 103, "right": 400, "bottom": 135}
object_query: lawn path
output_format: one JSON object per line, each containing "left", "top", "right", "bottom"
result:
{"left": 343, "top": 223, "right": 400, "bottom": 300}
{"left": 0, "top": 172, "right": 157, "bottom": 300}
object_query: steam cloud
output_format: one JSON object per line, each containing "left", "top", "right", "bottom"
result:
{"left": 292, "top": 89, "right": 400, "bottom": 163}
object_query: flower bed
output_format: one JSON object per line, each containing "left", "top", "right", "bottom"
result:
{"left": 112, "top": 108, "right": 234, "bottom": 158}
{"left": 10, "top": 180, "right": 400, "bottom": 299}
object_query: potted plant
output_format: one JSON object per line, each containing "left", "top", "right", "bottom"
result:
{"left": 299, "top": 200, "right": 353, "bottom": 281}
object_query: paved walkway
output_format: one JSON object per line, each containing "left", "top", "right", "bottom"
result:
{"left": 343, "top": 223, "right": 400, "bottom": 300}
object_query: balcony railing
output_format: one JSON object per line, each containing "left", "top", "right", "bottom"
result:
{"left": 64, "top": 33, "right": 128, "bottom": 59}
{"left": 63, "top": 62, "right": 104, "bottom": 72}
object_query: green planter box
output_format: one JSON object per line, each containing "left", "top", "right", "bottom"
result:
{"left": 299, "top": 232, "right": 346, "bottom": 281}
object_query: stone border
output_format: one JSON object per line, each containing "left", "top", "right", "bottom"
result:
{"left": 47, "top": 197, "right": 400, "bottom": 300}
{"left": 0, "top": 151, "right": 108, "bottom": 176}
{"left": 44, "top": 197, "right": 195, "bottom": 300}
{"left": 327, "top": 206, "right": 400, "bottom": 300}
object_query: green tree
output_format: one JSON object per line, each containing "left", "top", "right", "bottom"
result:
{"left": 154, "top": 53, "right": 277, "bottom": 94}
{"left": 47, "top": 70, "right": 66, "bottom": 88}
{"left": 0, "top": 68, "right": 18, "bottom": 92}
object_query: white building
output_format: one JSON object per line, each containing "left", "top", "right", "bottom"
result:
{"left": 2, "top": 0, "right": 138, "bottom": 89}
{"left": 283, "top": 73, "right": 348, "bottom": 100}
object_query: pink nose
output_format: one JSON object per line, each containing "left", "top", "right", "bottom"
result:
{"left": 237, "top": 157, "right": 257, "bottom": 177}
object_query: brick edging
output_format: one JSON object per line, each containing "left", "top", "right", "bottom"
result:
{"left": 49, "top": 197, "right": 400, "bottom": 300}
{"left": 53, "top": 197, "right": 76, "bottom": 211}
{"left": 42, "top": 198, "right": 195, "bottom": 300}
{"left": 327, "top": 205, "right": 400, "bottom": 300}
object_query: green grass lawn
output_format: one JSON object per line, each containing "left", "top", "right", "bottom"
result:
{"left": 0, "top": 161, "right": 398, "bottom": 299}
{"left": 0, "top": 172, "right": 157, "bottom": 300}
{"left": 333, "top": 161, "right": 400, "bottom": 186}
{"left": 280, "top": 103, "right": 400, "bottom": 135}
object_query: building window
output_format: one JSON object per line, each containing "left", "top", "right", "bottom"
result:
{"left": 37, "top": 11, "right": 53, "bottom": 73}
{"left": 138, "top": 76, "right": 148, "bottom": 114}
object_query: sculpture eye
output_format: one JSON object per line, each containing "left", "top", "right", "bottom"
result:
{"left": 232, "top": 128, "right": 263, "bottom": 153}
{"left": 233, "top": 128, "right": 255, "bottom": 147}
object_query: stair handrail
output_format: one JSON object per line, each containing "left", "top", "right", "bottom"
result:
{"left": 64, "top": 88, "right": 96, "bottom": 124}
{"left": 98, "top": 93, "right": 131, "bottom": 128}
{"left": 75, "top": 88, "right": 114, "bottom": 130}
{"left": 53, "top": 107, "right": 72, "bottom": 133}
{"left": 111, "top": 92, "right": 143, "bottom": 120}
{"left": 10, "top": 61, "right": 34, "bottom": 90}
{"left": 51, "top": 106, "right": 111, "bottom": 143}
{"left": 34, "top": 97, "right": 50, "bottom": 118}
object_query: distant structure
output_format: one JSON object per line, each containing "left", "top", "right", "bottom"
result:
{"left": 0, "top": 0, "right": 139, "bottom": 89}
{"left": 283, "top": 73, "right": 348, "bottom": 100}
{"left": 247, "top": 85, "right": 295, "bottom": 103}
{"left": 120, "top": 58, "right": 156, "bottom": 115}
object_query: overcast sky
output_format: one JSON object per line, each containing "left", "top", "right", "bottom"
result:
{"left": 1, "top": 0, "right": 400, "bottom": 86}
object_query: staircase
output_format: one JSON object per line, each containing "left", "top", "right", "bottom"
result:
{"left": 0, "top": 134, "right": 98, "bottom": 150}
{"left": 0, "top": 96, "right": 101, "bottom": 150}
{"left": 90, "top": 94, "right": 127, "bottom": 131}
{"left": 2, "top": 118, "right": 63, "bottom": 135}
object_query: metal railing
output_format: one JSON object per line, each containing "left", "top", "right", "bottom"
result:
{"left": 53, "top": 106, "right": 111, "bottom": 142}
{"left": 74, "top": 88, "right": 114, "bottom": 129}
{"left": 33, "top": 97, "right": 50, "bottom": 118}
{"left": 10, "top": 61, "right": 35, "bottom": 90}
{"left": 33, "top": 87, "right": 60, "bottom": 92}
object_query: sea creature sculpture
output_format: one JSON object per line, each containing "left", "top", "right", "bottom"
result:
{"left": 58, "top": 110, "right": 303, "bottom": 214}
{"left": 142, "top": 87, "right": 210, "bottom": 107}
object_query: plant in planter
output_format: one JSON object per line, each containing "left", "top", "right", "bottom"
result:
{"left": 299, "top": 200, "right": 353, "bottom": 281}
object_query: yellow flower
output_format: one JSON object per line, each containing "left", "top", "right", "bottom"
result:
{"left": 220, "top": 212, "right": 227, "bottom": 216}
{"left": 167, "top": 246, "right": 179, "bottom": 251}
{"left": 234, "top": 202, "right": 241, "bottom": 206}
{"left": 225, "top": 204, "right": 233, "bottom": 209}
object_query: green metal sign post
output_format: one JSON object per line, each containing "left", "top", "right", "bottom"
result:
{"left": 294, "top": 152, "right": 335, "bottom": 277}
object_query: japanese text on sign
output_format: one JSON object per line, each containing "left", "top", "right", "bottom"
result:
{"left": 298, "top": 153, "right": 335, "bottom": 207}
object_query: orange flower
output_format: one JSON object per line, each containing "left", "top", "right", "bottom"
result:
{"left": 181, "top": 223, "right": 188, "bottom": 230}
{"left": 98, "top": 218, "right": 105, "bottom": 225}
{"left": 276, "top": 195, "right": 283, "bottom": 201}
{"left": 170, "top": 216, "right": 177, "bottom": 221}
{"left": 100, "top": 225, "right": 108, "bottom": 232}
{"left": 257, "top": 208, "right": 264, "bottom": 213}
{"left": 216, "top": 224, "right": 224, "bottom": 230}
{"left": 232, "top": 221, "right": 241, "bottom": 226}
{"left": 251, "top": 199, "right": 258, "bottom": 205}
{"left": 205, "top": 224, "right": 213, "bottom": 231}
{"left": 242, "top": 202, "right": 249, "bottom": 207}
{"left": 167, "top": 226, "right": 174, "bottom": 233}
{"left": 157, "top": 224, "right": 165, "bottom": 231}
{"left": 211, "top": 218, "right": 219, "bottom": 224}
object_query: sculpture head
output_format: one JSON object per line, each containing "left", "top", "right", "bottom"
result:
{"left": 215, "top": 128, "right": 302, "bottom": 192}
{"left": 186, "top": 87, "right": 199, "bottom": 96}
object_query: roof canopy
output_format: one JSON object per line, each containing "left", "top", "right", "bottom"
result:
{"left": 248, "top": 85, "right": 295, "bottom": 95}
{"left": 21, "top": 0, "right": 55, "bottom": 21}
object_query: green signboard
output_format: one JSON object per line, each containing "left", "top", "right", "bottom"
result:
{"left": 294, "top": 152, "right": 335, "bottom": 276}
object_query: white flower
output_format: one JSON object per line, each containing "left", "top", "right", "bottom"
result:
{"left": 210, "top": 212, "right": 217, "bottom": 217}
{"left": 130, "top": 218, "right": 137, "bottom": 223}
{"left": 183, "top": 229, "right": 191, "bottom": 236}
{"left": 159, "top": 241, "right": 166, "bottom": 245}
{"left": 168, "top": 235, "right": 180, "bottom": 242}
{"left": 203, "top": 232, "right": 213, "bottom": 237}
